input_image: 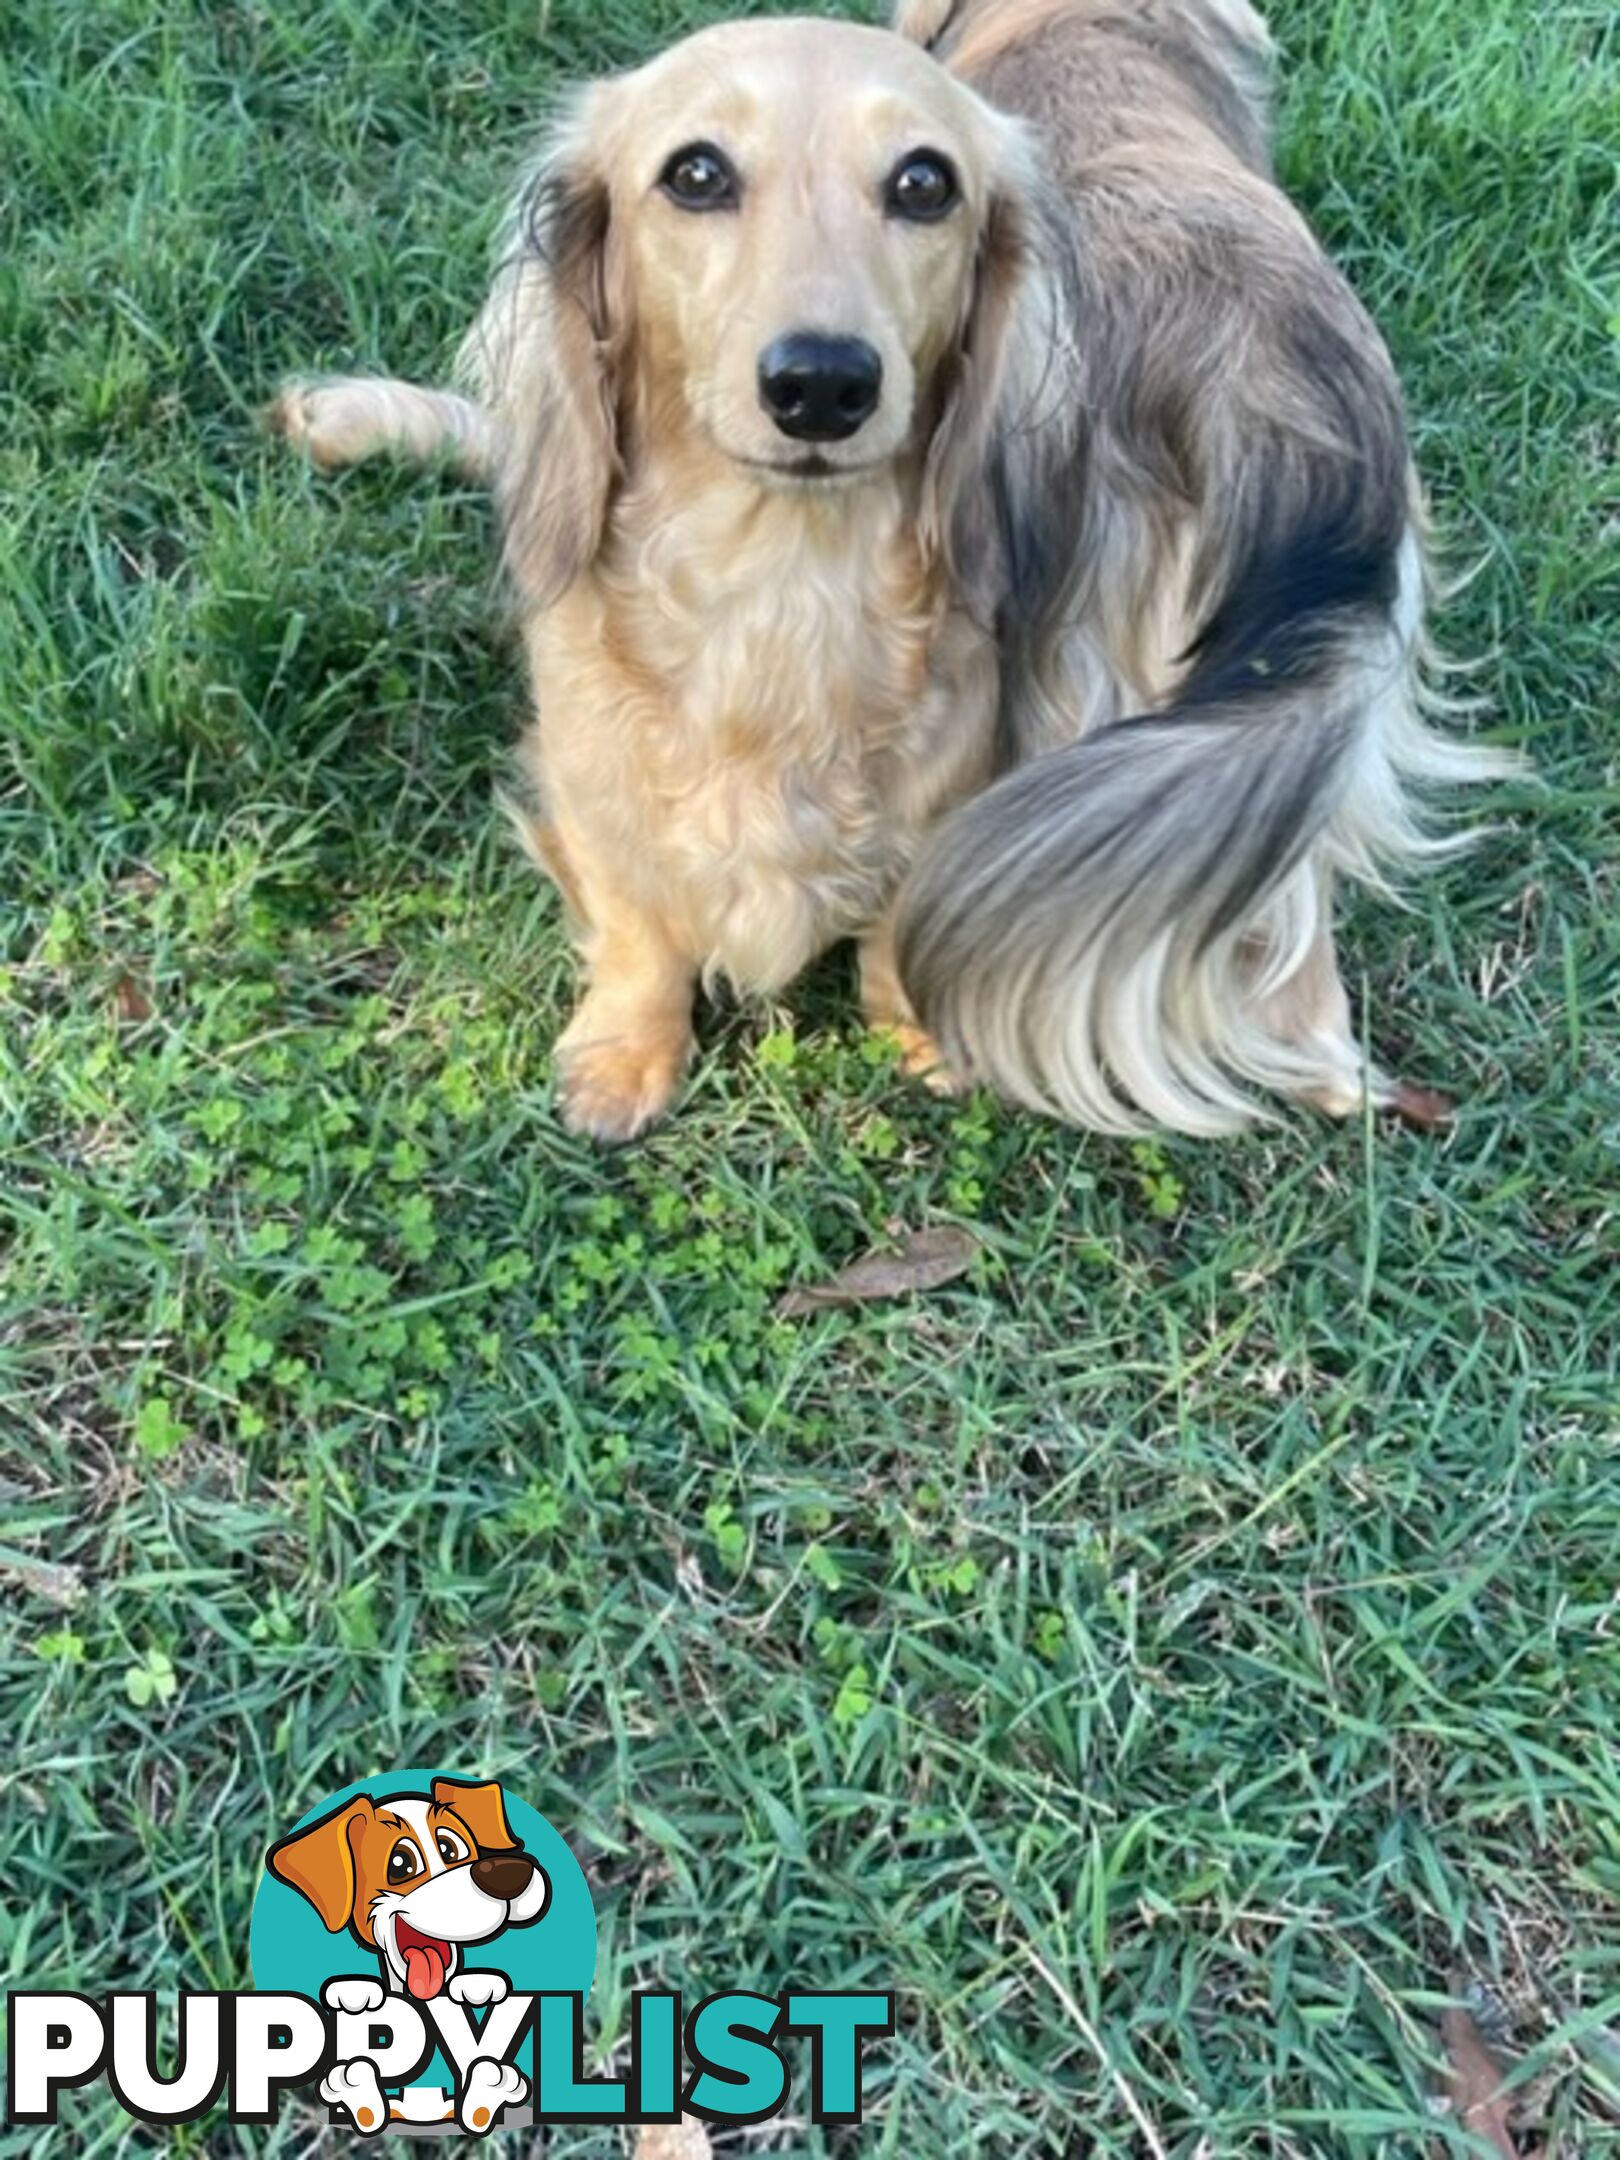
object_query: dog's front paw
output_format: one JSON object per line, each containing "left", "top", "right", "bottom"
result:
{"left": 459, "top": 2058, "right": 527, "bottom": 2134}
{"left": 322, "top": 1977, "right": 386, "bottom": 2016}
{"left": 556, "top": 1026, "right": 689, "bottom": 1145}
{"left": 322, "top": 2060, "right": 389, "bottom": 2136}
{"left": 877, "top": 1020, "right": 964, "bottom": 1097}
{"left": 448, "top": 1969, "right": 509, "bottom": 2008}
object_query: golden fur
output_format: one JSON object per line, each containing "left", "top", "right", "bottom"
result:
{"left": 273, "top": 0, "right": 1512, "bottom": 1140}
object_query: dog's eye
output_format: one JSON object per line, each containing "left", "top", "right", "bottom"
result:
{"left": 436, "top": 1830, "right": 469, "bottom": 1865}
{"left": 659, "top": 142, "right": 740, "bottom": 211}
{"left": 885, "top": 149, "right": 960, "bottom": 223}
{"left": 386, "top": 1840, "right": 420, "bottom": 1884}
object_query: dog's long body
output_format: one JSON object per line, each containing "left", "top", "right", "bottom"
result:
{"left": 274, "top": 0, "right": 1509, "bottom": 1140}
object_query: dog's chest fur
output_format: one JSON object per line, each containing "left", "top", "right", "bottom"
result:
{"left": 528, "top": 472, "right": 997, "bottom": 990}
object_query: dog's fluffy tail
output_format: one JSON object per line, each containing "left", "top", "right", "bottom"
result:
{"left": 894, "top": 514, "right": 1515, "bottom": 1134}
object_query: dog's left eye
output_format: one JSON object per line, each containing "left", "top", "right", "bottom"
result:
{"left": 659, "top": 142, "right": 740, "bottom": 211}
{"left": 436, "top": 1830, "right": 468, "bottom": 1864}
{"left": 885, "top": 149, "right": 960, "bottom": 222}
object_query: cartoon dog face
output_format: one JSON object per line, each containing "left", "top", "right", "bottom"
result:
{"left": 267, "top": 1778, "right": 550, "bottom": 2002}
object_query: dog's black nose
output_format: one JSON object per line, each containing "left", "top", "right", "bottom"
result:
{"left": 471, "top": 1850, "right": 535, "bottom": 1901}
{"left": 758, "top": 334, "right": 884, "bottom": 443}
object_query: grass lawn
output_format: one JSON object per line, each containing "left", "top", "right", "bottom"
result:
{"left": 2, "top": 0, "right": 1617, "bottom": 2150}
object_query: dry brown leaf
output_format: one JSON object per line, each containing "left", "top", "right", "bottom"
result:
{"left": 633, "top": 2122, "right": 713, "bottom": 2160}
{"left": 1392, "top": 1081, "right": 1456, "bottom": 1131}
{"left": 776, "top": 1225, "right": 980, "bottom": 1317}
{"left": 1441, "top": 2001, "right": 1520, "bottom": 2159}
{"left": 111, "top": 972, "right": 154, "bottom": 1023}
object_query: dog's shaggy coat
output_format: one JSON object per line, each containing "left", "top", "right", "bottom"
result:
{"left": 273, "top": 0, "right": 1510, "bottom": 1141}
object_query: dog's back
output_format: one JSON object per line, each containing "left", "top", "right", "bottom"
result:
{"left": 901, "top": 0, "right": 1274, "bottom": 176}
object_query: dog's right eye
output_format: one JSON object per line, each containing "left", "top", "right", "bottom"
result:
{"left": 386, "top": 1840, "right": 420, "bottom": 1884}
{"left": 659, "top": 142, "right": 740, "bottom": 211}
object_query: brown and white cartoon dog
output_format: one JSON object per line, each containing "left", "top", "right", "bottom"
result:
{"left": 268, "top": 1778, "right": 548, "bottom": 2132}
{"left": 268, "top": 1776, "right": 551, "bottom": 2002}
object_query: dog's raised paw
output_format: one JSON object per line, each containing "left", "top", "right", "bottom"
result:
{"left": 448, "top": 1969, "right": 510, "bottom": 2008}
{"left": 322, "top": 1977, "right": 386, "bottom": 2016}
{"left": 266, "top": 383, "right": 329, "bottom": 464}
{"left": 265, "top": 380, "right": 372, "bottom": 472}
{"left": 322, "top": 2060, "right": 389, "bottom": 2135}
{"left": 459, "top": 2058, "right": 527, "bottom": 2135}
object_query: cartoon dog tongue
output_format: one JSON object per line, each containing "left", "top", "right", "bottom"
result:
{"left": 400, "top": 1934, "right": 448, "bottom": 2000}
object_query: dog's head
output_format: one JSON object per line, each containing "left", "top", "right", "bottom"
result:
{"left": 476, "top": 16, "right": 1054, "bottom": 605}
{"left": 267, "top": 1778, "right": 551, "bottom": 2001}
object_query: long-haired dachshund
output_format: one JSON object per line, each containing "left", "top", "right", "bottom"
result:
{"left": 274, "top": 0, "right": 1512, "bottom": 1142}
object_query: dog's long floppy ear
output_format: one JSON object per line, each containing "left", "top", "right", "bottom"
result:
{"left": 467, "top": 88, "right": 627, "bottom": 609}
{"left": 433, "top": 1777, "right": 520, "bottom": 1852}
{"left": 266, "top": 1797, "right": 374, "bottom": 1932}
{"left": 892, "top": 0, "right": 961, "bottom": 47}
{"left": 919, "top": 120, "right": 1075, "bottom": 630}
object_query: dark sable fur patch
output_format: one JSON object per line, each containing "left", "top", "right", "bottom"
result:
{"left": 1176, "top": 292, "right": 1409, "bottom": 730}
{"left": 987, "top": 254, "right": 1090, "bottom": 636}
{"left": 1149, "top": 445, "right": 1406, "bottom": 944}
{"left": 521, "top": 160, "right": 611, "bottom": 288}
{"left": 1179, "top": 492, "right": 1402, "bottom": 714}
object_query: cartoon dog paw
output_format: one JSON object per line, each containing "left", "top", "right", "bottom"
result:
{"left": 321, "top": 2059, "right": 389, "bottom": 2135}
{"left": 322, "top": 1976, "right": 386, "bottom": 2016}
{"left": 448, "top": 1969, "right": 510, "bottom": 2008}
{"left": 459, "top": 2057, "right": 526, "bottom": 2134}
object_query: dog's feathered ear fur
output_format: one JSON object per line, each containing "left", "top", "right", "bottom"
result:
{"left": 463, "top": 90, "right": 626, "bottom": 608}
{"left": 919, "top": 120, "right": 1077, "bottom": 633}
{"left": 891, "top": 0, "right": 961, "bottom": 45}
{"left": 266, "top": 1797, "right": 373, "bottom": 1932}
{"left": 432, "top": 1777, "right": 520, "bottom": 1852}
